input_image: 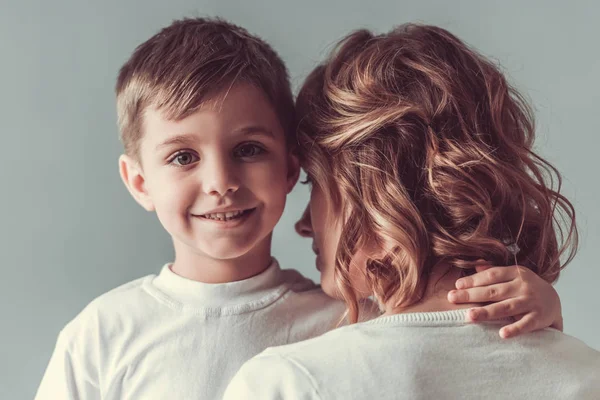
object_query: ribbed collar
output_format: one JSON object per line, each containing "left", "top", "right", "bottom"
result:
{"left": 145, "top": 258, "right": 288, "bottom": 315}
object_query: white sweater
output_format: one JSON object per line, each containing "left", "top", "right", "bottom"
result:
{"left": 225, "top": 309, "right": 600, "bottom": 399}
{"left": 35, "top": 260, "right": 349, "bottom": 399}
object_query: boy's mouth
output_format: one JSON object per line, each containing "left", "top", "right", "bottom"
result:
{"left": 197, "top": 208, "right": 255, "bottom": 222}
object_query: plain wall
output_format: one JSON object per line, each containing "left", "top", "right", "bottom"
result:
{"left": 0, "top": 0, "right": 598, "bottom": 398}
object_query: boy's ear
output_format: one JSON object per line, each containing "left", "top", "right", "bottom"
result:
{"left": 119, "top": 154, "right": 155, "bottom": 212}
{"left": 286, "top": 150, "right": 301, "bottom": 194}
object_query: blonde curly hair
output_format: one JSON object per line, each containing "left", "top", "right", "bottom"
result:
{"left": 296, "top": 24, "right": 577, "bottom": 323}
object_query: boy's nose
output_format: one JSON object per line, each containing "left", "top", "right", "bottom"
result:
{"left": 295, "top": 206, "right": 313, "bottom": 237}
{"left": 203, "top": 159, "right": 240, "bottom": 197}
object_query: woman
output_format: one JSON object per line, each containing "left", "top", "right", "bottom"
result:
{"left": 224, "top": 24, "right": 598, "bottom": 399}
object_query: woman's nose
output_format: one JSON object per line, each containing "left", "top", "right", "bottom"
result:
{"left": 295, "top": 206, "right": 313, "bottom": 238}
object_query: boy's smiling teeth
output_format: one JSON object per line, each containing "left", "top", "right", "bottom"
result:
{"left": 200, "top": 209, "right": 249, "bottom": 221}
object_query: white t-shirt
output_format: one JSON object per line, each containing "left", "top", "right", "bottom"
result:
{"left": 35, "top": 259, "right": 352, "bottom": 399}
{"left": 225, "top": 309, "right": 600, "bottom": 399}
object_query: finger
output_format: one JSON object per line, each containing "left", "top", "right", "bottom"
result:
{"left": 465, "top": 298, "right": 529, "bottom": 322}
{"left": 448, "top": 281, "right": 519, "bottom": 303}
{"left": 475, "top": 265, "right": 492, "bottom": 273}
{"left": 473, "top": 259, "right": 492, "bottom": 274}
{"left": 455, "top": 266, "right": 518, "bottom": 290}
{"left": 499, "top": 313, "right": 539, "bottom": 339}
{"left": 551, "top": 316, "right": 564, "bottom": 332}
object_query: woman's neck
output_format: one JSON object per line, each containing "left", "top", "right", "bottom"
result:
{"left": 382, "top": 264, "right": 479, "bottom": 316}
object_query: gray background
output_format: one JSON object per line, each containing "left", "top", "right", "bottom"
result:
{"left": 1, "top": 0, "right": 598, "bottom": 398}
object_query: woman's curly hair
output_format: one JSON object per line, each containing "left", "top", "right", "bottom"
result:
{"left": 296, "top": 24, "right": 577, "bottom": 323}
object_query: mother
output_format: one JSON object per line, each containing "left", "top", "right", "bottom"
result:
{"left": 225, "top": 24, "right": 598, "bottom": 399}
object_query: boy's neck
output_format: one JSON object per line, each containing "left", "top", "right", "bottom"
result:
{"left": 383, "top": 263, "right": 479, "bottom": 316}
{"left": 170, "top": 236, "right": 273, "bottom": 284}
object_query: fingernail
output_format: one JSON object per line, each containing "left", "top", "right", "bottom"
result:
{"left": 465, "top": 310, "right": 473, "bottom": 322}
{"left": 468, "top": 309, "right": 478, "bottom": 321}
{"left": 448, "top": 291, "right": 457, "bottom": 302}
{"left": 456, "top": 280, "right": 465, "bottom": 289}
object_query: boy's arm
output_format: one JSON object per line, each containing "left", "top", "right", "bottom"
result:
{"left": 448, "top": 264, "right": 562, "bottom": 338}
{"left": 35, "top": 330, "right": 100, "bottom": 400}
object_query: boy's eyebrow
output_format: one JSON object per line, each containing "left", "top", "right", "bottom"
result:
{"left": 233, "top": 125, "right": 275, "bottom": 139}
{"left": 155, "top": 126, "right": 276, "bottom": 151}
{"left": 155, "top": 134, "right": 197, "bottom": 151}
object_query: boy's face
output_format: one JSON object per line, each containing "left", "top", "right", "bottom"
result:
{"left": 121, "top": 83, "right": 299, "bottom": 264}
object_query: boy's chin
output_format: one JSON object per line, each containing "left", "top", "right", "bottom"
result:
{"left": 199, "top": 234, "right": 274, "bottom": 259}
{"left": 195, "top": 243, "right": 257, "bottom": 261}
{"left": 170, "top": 234, "right": 254, "bottom": 260}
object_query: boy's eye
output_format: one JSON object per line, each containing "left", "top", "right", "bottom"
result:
{"left": 234, "top": 143, "right": 265, "bottom": 158}
{"left": 169, "top": 151, "right": 199, "bottom": 166}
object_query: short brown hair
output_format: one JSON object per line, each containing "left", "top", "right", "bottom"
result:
{"left": 297, "top": 24, "right": 577, "bottom": 323}
{"left": 116, "top": 17, "right": 295, "bottom": 159}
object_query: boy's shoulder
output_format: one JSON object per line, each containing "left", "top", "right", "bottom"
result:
{"left": 84, "top": 273, "right": 155, "bottom": 313}
{"left": 278, "top": 268, "right": 380, "bottom": 318}
{"left": 277, "top": 267, "right": 341, "bottom": 309}
{"left": 58, "top": 272, "right": 158, "bottom": 346}
{"left": 278, "top": 267, "right": 321, "bottom": 293}
{"left": 274, "top": 266, "right": 379, "bottom": 333}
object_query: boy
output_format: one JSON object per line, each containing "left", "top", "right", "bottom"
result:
{"left": 35, "top": 17, "right": 346, "bottom": 399}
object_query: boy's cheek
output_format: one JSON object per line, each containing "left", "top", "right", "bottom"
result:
{"left": 149, "top": 183, "right": 193, "bottom": 212}
{"left": 246, "top": 165, "right": 289, "bottom": 190}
